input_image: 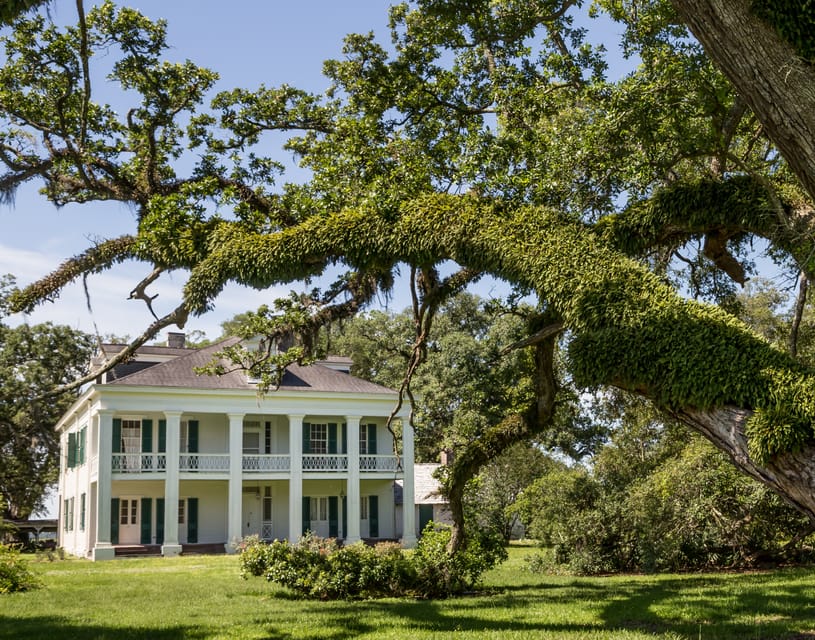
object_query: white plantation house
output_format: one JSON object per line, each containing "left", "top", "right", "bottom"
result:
{"left": 56, "top": 333, "right": 416, "bottom": 560}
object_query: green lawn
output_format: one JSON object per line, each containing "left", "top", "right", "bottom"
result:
{"left": 2, "top": 546, "right": 815, "bottom": 639}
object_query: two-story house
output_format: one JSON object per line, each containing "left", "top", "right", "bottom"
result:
{"left": 56, "top": 333, "right": 416, "bottom": 560}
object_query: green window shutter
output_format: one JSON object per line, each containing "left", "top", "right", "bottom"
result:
{"left": 188, "top": 420, "right": 199, "bottom": 453}
{"left": 111, "top": 498, "right": 120, "bottom": 544}
{"left": 341, "top": 496, "right": 347, "bottom": 538}
{"left": 156, "top": 498, "right": 165, "bottom": 545}
{"left": 67, "top": 433, "right": 77, "bottom": 468}
{"left": 141, "top": 419, "right": 153, "bottom": 453}
{"left": 369, "top": 495, "right": 379, "bottom": 538}
{"left": 80, "top": 493, "right": 86, "bottom": 530}
{"left": 301, "top": 496, "right": 310, "bottom": 535}
{"left": 419, "top": 504, "right": 434, "bottom": 536}
{"left": 158, "top": 420, "right": 166, "bottom": 453}
{"left": 302, "top": 422, "right": 310, "bottom": 454}
{"left": 341, "top": 423, "right": 347, "bottom": 453}
{"left": 187, "top": 497, "right": 198, "bottom": 543}
{"left": 80, "top": 428, "right": 87, "bottom": 464}
{"left": 112, "top": 418, "right": 122, "bottom": 454}
{"left": 328, "top": 423, "right": 337, "bottom": 454}
{"left": 63, "top": 499, "right": 69, "bottom": 531}
{"left": 367, "top": 424, "right": 377, "bottom": 455}
{"left": 328, "top": 496, "right": 339, "bottom": 538}
{"left": 140, "top": 497, "right": 152, "bottom": 544}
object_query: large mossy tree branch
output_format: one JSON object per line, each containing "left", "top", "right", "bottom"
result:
{"left": 183, "top": 193, "right": 814, "bottom": 462}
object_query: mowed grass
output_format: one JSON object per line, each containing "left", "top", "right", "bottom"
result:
{"left": 2, "top": 546, "right": 815, "bottom": 639}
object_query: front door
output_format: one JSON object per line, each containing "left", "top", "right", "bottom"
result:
{"left": 242, "top": 493, "right": 260, "bottom": 537}
{"left": 118, "top": 497, "right": 140, "bottom": 544}
{"left": 309, "top": 497, "right": 329, "bottom": 537}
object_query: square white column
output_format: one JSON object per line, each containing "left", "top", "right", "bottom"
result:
{"left": 401, "top": 420, "right": 417, "bottom": 548}
{"left": 93, "top": 410, "right": 115, "bottom": 561}
{"left": 226, "top": 412, "right": 245, "bottom": 552}
{"left": 162, "top": 411, "right": 182, "bottom": 557}
{"left": 288, "top": 414, "right": 304, "bottom": 542}
{"left": 345, "top": 416, "right": 361, "bottom": 544}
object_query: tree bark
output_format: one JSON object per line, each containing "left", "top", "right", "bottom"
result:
{"left": 671, "top": 0, "right": 815, "bottom": 203}
{"left": 674, "top": 407, "right": 815, "bottom": 522}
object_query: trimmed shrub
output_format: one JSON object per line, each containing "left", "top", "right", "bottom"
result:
{"left": 239, "top": 524, "right": 506, "bottom": 600}
{"left": 0, "top": 545, "right": 41, "bottom": 594}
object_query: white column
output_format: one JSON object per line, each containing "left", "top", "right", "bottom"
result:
{"left": 288, "top": 414, "right": 304, "bottom": 542}
{"left": 401, "top": 421, "right": 417, "bottom": 548}
{"left": 345, "top": 416, "right": 361, "bottom": 544}
{"left": 162, "top": 411, "right": 182, "bottom": 557}
{"left": 93, "top": 410, "right": 115, "bottom": 560}
{"left": 226, "top": 413, "right": 245, "bottom": 552}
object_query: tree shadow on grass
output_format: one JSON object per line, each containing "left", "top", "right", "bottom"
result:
{"left": 599, "top": 572, "right": 815, "bottom": 639}
{"left": 0, "top": 615, "right": 284, "bottom": 640}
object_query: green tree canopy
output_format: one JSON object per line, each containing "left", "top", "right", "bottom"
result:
{"left": 4, "top": 0, "right": 815, "bottom": 548}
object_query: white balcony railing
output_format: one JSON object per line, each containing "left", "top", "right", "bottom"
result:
{"left": 243, "top": 455, "right": 290, "bottom": 472}
{"left": 302, "top": 454, "right": 347, "bottom": 472}
{"left": 360, "top": 455, "right": 401, "bottom": 472}
{"left": 111, "top": 453, "right": 400, "bottom": 474}
{"left": 112, "top": 453, "right": 167, "bottom": 473}
{"left": 179, "top": 453, "right": 230, "bottom": 472}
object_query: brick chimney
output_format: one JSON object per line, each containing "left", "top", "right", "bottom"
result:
{"left": 167, "top": 332, "right": 186, "bottom": 348}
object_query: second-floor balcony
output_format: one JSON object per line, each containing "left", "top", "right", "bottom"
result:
{"left": 111, "top": 453, "right": 401, "bottom": 475}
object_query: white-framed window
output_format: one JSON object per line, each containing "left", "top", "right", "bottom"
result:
{"left": 360, "top": 496, "right": 368, "bottom": 521}
{"left": 79, "top": 493, "right": 86, "bottom": 531}
{"left": 262, "top": 487, "right": 272, "bottom": 522}
{"left": 180, "top": 420, "right": 189, "bottom": 453}
{"left": 310, "top": 424, "right": 327, "bottom": 454}
{"left": 310, "top": 497, "right": 328, "bottom": 522}
{"left": 243, "top": 421, "right": 261, "bottom": 454}
{"left": 359, "top": 424, "right": 368, "bottom": 454}
{"left": 120, "top": 498, "right": 138, "bottom": 526}
{"left": 178, "top": 499, "right": 186, "bottom": 525}
{"left": 121, "top": 418, "right": 141, "bottom": 453}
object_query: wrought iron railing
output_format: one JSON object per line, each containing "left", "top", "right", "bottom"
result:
{"left": 179, "top": 454, "right": 230, "bottom": 472}
{"left": 302, "top": 454, "right": 347, "bottom": 471}
{"left": 111, "top": 453, "right": 167, "bottom": 473}
{"left": 360, "top": 455, "right": 401, "bottom": 472}
{"left": 242, "top": 455, "right": 290, "bottom": 472}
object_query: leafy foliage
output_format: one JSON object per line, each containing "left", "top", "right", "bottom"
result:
{"left": 0, "top": 277, "right": 94, "bottom": 520}
{"left": 0, "top": 544, "right": 41, "bottom": 594}
{"left": 239, "top": 526, "right": 506, "bottom": 599}
{"left": 517, "top": 400, "right": 815, "bottom": 574}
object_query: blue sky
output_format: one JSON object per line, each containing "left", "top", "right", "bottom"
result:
{"left": 0, "top": 1, "right": 630, "bottom": 341}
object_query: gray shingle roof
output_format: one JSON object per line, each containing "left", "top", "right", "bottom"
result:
{"left": 107, "top": 338, "right": 397, "bottom": 394}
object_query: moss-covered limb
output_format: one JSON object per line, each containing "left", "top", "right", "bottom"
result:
{"left": 8, "top": 235, "right": 139, "bottom": 313}
{"left": 596, "top": 175, "right": 815, "bottom": 279}
{"left": 182, "top": 193, "right": 815, "bottom": 461}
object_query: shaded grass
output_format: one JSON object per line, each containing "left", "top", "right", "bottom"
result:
{"left": 1, "top": 547, "right": 815, "bottom": 639}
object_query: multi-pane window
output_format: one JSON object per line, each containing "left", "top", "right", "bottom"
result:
{"left": 262, "top": 487, "right": 272, "bottom": 522}
{"left": 310, "top": 497, "right": 328, "bottom": 521}
{"left": 180, "top": 420, "right": 189, "bottom": 452}
{"left": 79, "top": 493, "right": 86, "bottom": 531}
{"left": 310, "top": 424, "right": 327, "bottom": 454}
{"left": 63, "top": 498, "right": 75, "bottom": 531}
{"left": 359, "top": 424, "right": 368, "bottom": 454}
{"left": 120, "top": 498, "right": 137, "bottom": 525}
{"left": 178, "top": 499, "right": 185, "bottom": 525}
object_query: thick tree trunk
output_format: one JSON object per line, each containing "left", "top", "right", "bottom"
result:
{"left": 671, "top": 0, "right": 815, "bottom": 203}
{"left": 675, "top": 407, "right": 815, "bottom": 522}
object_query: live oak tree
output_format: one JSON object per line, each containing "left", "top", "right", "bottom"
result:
{"left": 4, "top": 1, "right": 815, "bottom": 551}
{"left": 0, "top": 277, "right": 93, "bottom": 522}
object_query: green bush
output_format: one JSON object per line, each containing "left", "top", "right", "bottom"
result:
{"left": 239, "top": 524, "right": 506, "bottom": 600}
{"left": 0, "top": 545, "right": 41, "bottom": 594}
